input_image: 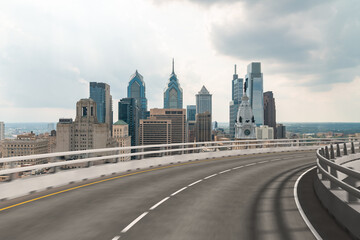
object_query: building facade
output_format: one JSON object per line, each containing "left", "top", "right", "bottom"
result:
{"left": 56, "top": 99, "right": 110, "bottom": 153}
{"left": 186, "top": 105, "right": 196, "bottom": 122}
{"left": 186, "top": 120, "right": 196, "bottom": 142}
{"left": 235, "top": 94, "right": 256, "bottom": 139}
{"left": 256, "top": 125, "right": 274, "bottom": 139}
{"left": 112, "top": 120, "right": 131, "bottom": 161}
{"left": 263, "top": 91, "right": 277, "bottom": 138}
{"left": 195, "top": 112, "right": 212, "bottom": 142}
{"left": 276, "top": 124, "right": 286, "bottom": 139}
{"left": 150, "top": 108, "right": 186, "bottom": 143}
{"left": 229, "top": 65, "right": 244, "bottom": 139}
{"left": 1, "top": 132, "right": 49, "bottom": 167}
{"left": 89, "top": 82, "right": 113, "bottom": 134}
{"left": 118, "top": 98, "right": 140, "bottom": 146}
{"left": 127, "top": 70, "right": 148, "bottom": 119}
{"left": 0, "top": 122, "right": 4, "bottom": 140}
{"left": 196, "top": 86, "right": 212, "bottom": 115}
{"left": 139, "top": 118, "right": 172, "bottom": 145}
{"left": 164, "top": 59, "right": 183, "bottom": 109}
{"left": 245, "top": 62, "right": 264, "bottom": 126}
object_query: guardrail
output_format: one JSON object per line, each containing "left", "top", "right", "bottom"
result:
{"left": 0, "top": 138, "right": 352, "bottom": 181}
{"left": 315, "top": 141, "right": 360, "bottom": 238}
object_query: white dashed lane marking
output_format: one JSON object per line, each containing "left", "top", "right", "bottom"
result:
{"left": 188, "top": 179, "right": 203, "bottom": 187}
{"left": 170, "top": 187, "right": 187, "bottom": 196}
{"left": 204, "top": 174, "right": 217, "bottom": 179}
{"left": 149, "top": 197, "right": 170, "bottom": 210}
{"left": 121, "top": 212, "right": 149, "bottom": 233}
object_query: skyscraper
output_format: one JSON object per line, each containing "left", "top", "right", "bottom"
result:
{"left": 235, "top": 93, "right": 256, "bottom": 139}
{"left": 245, "top": 62, "right": 264, "bottom": 126}
{"left": 186, "top": 105, "right": 196, "bottom": 122}
{"left": 127, "top": 70, "right": 148, "bottom": 119}
{"left": 150, "top": 108, "right": 186, "bottom": 143}
{"left": 164, "top": 59, "right": 183, "bottom": 109}
{"left": 196, "top": 86, "right": 212, "bottom": 114}
{"left": 118, "top": 98, "right": 140, "bottom": 146}
{"left": 264, "top": 91, "right": 277, "bottom": 138}
{"left": 56, "top": 98, "right": 110, "bottom": 152}
{"left": 229, "top": 65, "right": 244, "bottom": 139}
{"left": 195, "top": 112, "right": 212, "bottom": 142}
{"left": 89, "top": 82, "right": 113, "bottom": 134}
{"left": 0, "top": 122, "right": 4, "bottom": 140}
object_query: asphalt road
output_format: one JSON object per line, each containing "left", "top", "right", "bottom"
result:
{"left": 0, "top": 151, "right": 334, "bottom": 240}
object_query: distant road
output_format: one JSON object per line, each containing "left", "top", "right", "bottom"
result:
{"left": 0, "top": 151, "right": 349, "bottom": 240}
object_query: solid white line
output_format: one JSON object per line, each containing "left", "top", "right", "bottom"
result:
{"left": 204, "top": 174, "right": 217, "bottom": 179}
{"left": 171, "top": 187, "right": 187, "bottom": 196}
{"left": 245, "top": 163, "right": 256, "bottom": 167}
{"left": 121, "top": 212, "right": 149, "bottom": 233}
{"left": 149, "top": 197, "right": 170, "bottom": 210}
{"left": 232, "top": 166, "right": 244, "bottom": 170}
{"left": 112, "top": 236, "right": 120, "bottom": 240}
{"left": 219, "top": 169, "right": 231, "bottom": 174}
{"left": 294, "top": 166, "right": 322, "bottom": 240}
{"left": 188, "top": 179, "right": 202, "bottom": 187}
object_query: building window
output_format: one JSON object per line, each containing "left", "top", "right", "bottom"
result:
{"left": 82, "top": 107, "right": 87, "bottom": 117}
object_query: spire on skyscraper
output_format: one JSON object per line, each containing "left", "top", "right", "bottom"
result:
{"left": 172, "top": 58, "right": 175, "bottom": 74}
{"left": 235, "top": 64, "right": 237, "bottom": 74}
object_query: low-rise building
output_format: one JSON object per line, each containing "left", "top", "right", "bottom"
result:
{"left": 113, "top": 120, "right": 131, "bottom": 161}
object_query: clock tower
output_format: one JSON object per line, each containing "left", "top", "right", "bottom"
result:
{"left": 235, "top": 92, "right": 256, "bottom": 139}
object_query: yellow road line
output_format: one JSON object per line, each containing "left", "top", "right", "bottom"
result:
{"left": 0, "top": 150, "right": 311, "bottom": 212}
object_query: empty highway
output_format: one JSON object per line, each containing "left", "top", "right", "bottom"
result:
{"left": 0, "top": 151, "right": 350, "bottom": 240}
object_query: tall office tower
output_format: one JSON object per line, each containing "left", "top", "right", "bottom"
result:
{"left": 196, "top": 86, "right": 212, "bottom": 114}
{"left": 229, "top": 65, "right": 244, "bottom": 139}
{"left": 195, "top": 112, "right": 212, "bottom": 142}
{"left": 263, "top": 91, "right": 277, "bottom": 138}
{"left": 56, "top": 98, "right": 110, "bottom": 152}
{"left": 0, "top": 122, "right": 4, "bottom": 140}
{"left": 245, "top": 62, "right": 264, "bottom": 126}
{"left": 90, "top": 82, "right": 113, "bottom": 134}
{"left": 164, "top": 59, "right": 183, "bottom": 109}
{"left": 276, "top": 124, "right": 286, "bottom": 139}
{"left": 113, "top": 120, "right": 131, "bottom": 161}
{"left": 128, "top": 70, "right": 148, "bottom": 119}
{"left": 186, "top": 105, "right": 196, "bottom": 121}
{"left": 139, "top": 118, "right": 172, "bottom": 145}
{"left": 118, "top": 98, "right": 140, "bottom": 146}
{"left": 150, "top": 108, "right": 186, "bottom": 143}
{"left": 186, "top": 120, "right": 196, "bottom": 142}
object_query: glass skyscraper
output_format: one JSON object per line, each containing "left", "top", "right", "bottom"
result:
{"left": 164, "top": 59, "right": 183, "bottom": 109}
{"left": 186, "top": 105, "right": 196, "bottom": 121}
{"left": 127, "top": 70, "right": 148, "bottom": 119}
{"left": 196, "top": 86, "right": 212, "bottom": 114}
{"left": 118, "top": 98, "right": 139, "bottom": 146}
{"left": 245, "top": 62, "right": 264, "bottom": 126}
{"left": 89, "top": 82, "right": 113, "bottom": 133}
{"left": 229, "top": 65, "right": 243, "bottom": 139}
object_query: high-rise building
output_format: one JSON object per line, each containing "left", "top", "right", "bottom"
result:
{"left": 195, "top": 112, "right": 212, "bottom": 142}
{"left": 164, "top": 59, "right": 183, "bottom": 109}
{"left": 186, "top": 105, "right": 196, "bottom": 122}
{"left": 229, "top": 65, "right": 244, "bottom": 139}
{"left": 128, "top": 70, "right": 148, "bottom": 119}
{"left": 235, "top": 93, "right": 256, "bottom": 139}
{"left": 118, "top": 98, "right": 140, "bottom": 146}
{"left": 196, "top": 86, "right": 212, "bottom": 115}
{"left": 276, "top": 124, "right": 286, "bottom": 139}
{"left": 89, "top": 82, "right": 113, "bottom": 134}
{"left": 245, "top": 62, "right": 264, "bottom": 126}
{"left": 186, "top": 120, "right": 196, "bottom": 142}
{"left": 56, "top": 99, "right": 111, "bottom": 152}
{"left": 139, "top": 118, "right": 172, "bottom": 145}
{"left": 0, "top": 122, "right": 4, "bottom": 140}
{"left": 263, "top": 91, "right": 277, "bottom": 138}
{"left": 113, "top": 120, "right": 131, "bottom": 161}
{"left": 150, "top": 108, "right": 186, "bottom": 143}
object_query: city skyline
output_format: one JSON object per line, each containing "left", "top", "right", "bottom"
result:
{"left": 0, "top": 1, "right": 359, "bottom": 123}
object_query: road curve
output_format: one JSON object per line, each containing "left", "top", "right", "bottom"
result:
{"left": 0, "top": 151, "right": 325, "bottom": 240}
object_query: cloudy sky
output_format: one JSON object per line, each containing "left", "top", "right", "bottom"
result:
{"left": 0, "top": 0, "right": 359, "bottom": 123}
